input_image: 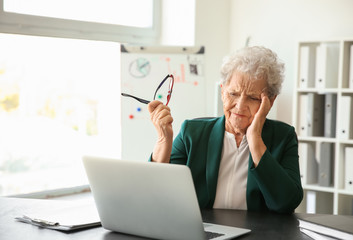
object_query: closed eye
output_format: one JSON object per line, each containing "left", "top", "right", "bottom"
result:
{"left": 249, "top": 95, "right": 261, "bottom": 101}
{"left": 228, "top": 92, "right": 240, "bottom": 97}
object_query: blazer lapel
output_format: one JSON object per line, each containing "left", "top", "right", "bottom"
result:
{"left": 206, "top": 116, "right": 225, "bottom": 207}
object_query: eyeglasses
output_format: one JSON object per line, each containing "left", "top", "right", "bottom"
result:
{"left": 121, "top": 74, "right": 174, "bottom": 106}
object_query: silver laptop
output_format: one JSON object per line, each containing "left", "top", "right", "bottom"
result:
{"left": 82, "top": 156, "right": 251, "bottom": 240}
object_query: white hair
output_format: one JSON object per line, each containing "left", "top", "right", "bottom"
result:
{"left": 220, "top": 46, "right": 285, "bottom": 97}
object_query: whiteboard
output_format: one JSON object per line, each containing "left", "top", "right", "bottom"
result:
{"left": 121, "top": 45, "right": 206, "bottom": 161}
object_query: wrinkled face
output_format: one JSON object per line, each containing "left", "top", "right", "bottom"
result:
{"left": 221, "top": 72, "right": 268, "bottom": 133}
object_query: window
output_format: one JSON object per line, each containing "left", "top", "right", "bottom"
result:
{"left": 0, "top": 0, "right": 160, "bottom": 43}
{"left": 4, "top": 0, "right": 153, "bottom": 28}
{"left": 0, "top": 0, "right": 160, "bottom": 197}
{"left": 0, "top": 33, "right": 121, "bottom": 196}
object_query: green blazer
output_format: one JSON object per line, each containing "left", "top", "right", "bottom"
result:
{"left": 169, "top": 116, "right": 303, "bottom": 214}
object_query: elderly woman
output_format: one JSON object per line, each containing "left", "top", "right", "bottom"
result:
{"left": 148, "top": 46, "right": 303, "bottom": 213}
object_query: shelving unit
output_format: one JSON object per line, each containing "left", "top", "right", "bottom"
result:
{"left": 293, "top": 39, "right": 353, "bottom": 215}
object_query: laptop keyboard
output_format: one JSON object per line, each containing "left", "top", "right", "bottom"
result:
{"left": 205, "top": 231, "right": 225, "bottom": 239}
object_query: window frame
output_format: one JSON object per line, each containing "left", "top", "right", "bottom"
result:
{"left": 0, "top": 0, "right": 161, "bottom": 44}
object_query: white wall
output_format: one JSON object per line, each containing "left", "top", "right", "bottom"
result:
{"left": 229, "top": 0, "right": 353, "bottom": 124}
{"left": 194, "top": 0, "right": 231, "bottom": 117}
{"left": 160, "top": 0, "right": 195, "bottom": 46}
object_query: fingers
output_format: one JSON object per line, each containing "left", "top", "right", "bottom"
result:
{"left": 249, "top": 94, "right": 270, "bottom": 130}
{"left": 153, "top": 108, "right": 173, "bottom": 126}
{"left": 148, "top": 100, "right": 173, "bottom": 136}
{"left": 148, "top": 100, "right": 163, "bottom": 114}
{"left": 148, "top": 100, "right": 172, "bottom": 121}
{"left": 258, "top": 93, "right": 271, "bottom": 117}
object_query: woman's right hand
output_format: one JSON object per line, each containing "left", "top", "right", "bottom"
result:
{"left": 148, "top": 100, "right": 174, "bottom": 163}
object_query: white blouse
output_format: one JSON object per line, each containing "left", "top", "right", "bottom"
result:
{"left": 213, "top": 131, "right": 249, "bottom": 210}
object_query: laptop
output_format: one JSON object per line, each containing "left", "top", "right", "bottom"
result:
{"left": 82, "top": 156, "right": 251, "bottom": 240}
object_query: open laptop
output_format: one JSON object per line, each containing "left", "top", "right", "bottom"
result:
{"left": 82, "top": 156, "right": 251, "bottom": 240}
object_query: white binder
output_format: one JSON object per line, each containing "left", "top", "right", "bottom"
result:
{"left": 299, "top": 142, "right": 317, "bottom": 185}
{"left": 345, "top": 147, "right": 353, "bottom": 191}
{"left": 318, "top": 142, "right": 334, "bottom": 187}
{"left": 339, "top": 96, "right": 353, "bottom": 140}
{"left": 306, "top": 191, "right": 317, "bottom": 214}
{"left": 315, "top": 43, "right": 339, "bottom": 89}
{"left": 299, "top": 45, "right": 316, "bottom": 88}
{"left": 299, "top": 93, "right": 325, "bottom": 137}
{"left": 299, "top": 94, "right": 309, "bottom": 136}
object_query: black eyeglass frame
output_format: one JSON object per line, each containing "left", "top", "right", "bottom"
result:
{"left": 121, "top": 74, "right": 174, "bottom": 106}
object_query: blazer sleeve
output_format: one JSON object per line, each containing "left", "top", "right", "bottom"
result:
{"left": 169, "top": 120, "right": 189, "bottom": 165}
{"left": 249, "top": 123, "right": 303, "bottom": 213}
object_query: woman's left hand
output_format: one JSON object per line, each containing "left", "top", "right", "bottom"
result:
{"left": 246, "top": 93, "right": 272, "bottom": 140}
{"left": 246, "top": 93, "right": 273, "bottom": 166}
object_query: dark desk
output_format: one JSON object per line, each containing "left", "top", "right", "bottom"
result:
{"left": 0, "top": 197, "right": 311, "bottom": 240}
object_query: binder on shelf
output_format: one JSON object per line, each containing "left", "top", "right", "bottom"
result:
{"left": 324, "top": 94, "right": 337, "bottom": 138}
{"left": 345, "top": 147, "right": 353, "bottom": 191}
{"left": 349, "top": 45, "right": 353, "bottom": 89}
{"left": 315, "top": 43, "right": 339, "bottom": 89}
{"left": 318, "top": 142, "right": 334, "bottom": 187}
{"left": 311, "top": 93, "right": 325, "bottom": 137}
{"left": 306, "top": 191, "right": 317, "bottom": 214}
{"left": 339, "top": 96, "right": 353, "bottom": 140}
{"left": 298, "top": 94, "right": 309, "bottom": 136}
{"left": 299, "top": 45, "right": 316, "bottom": 88}
{"left": 298, "top": 93, "right": 324, "bottom": 137}
{"left": 299, "top": 142, "right": 317, "bottom": 185}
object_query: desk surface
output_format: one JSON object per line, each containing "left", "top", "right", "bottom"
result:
{"left": 0, "top": 197, "right": 312, "bottom": 240}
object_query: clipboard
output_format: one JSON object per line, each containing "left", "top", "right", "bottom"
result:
{"left": 15, "top": 199, "right": 101, "bottom": 231}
